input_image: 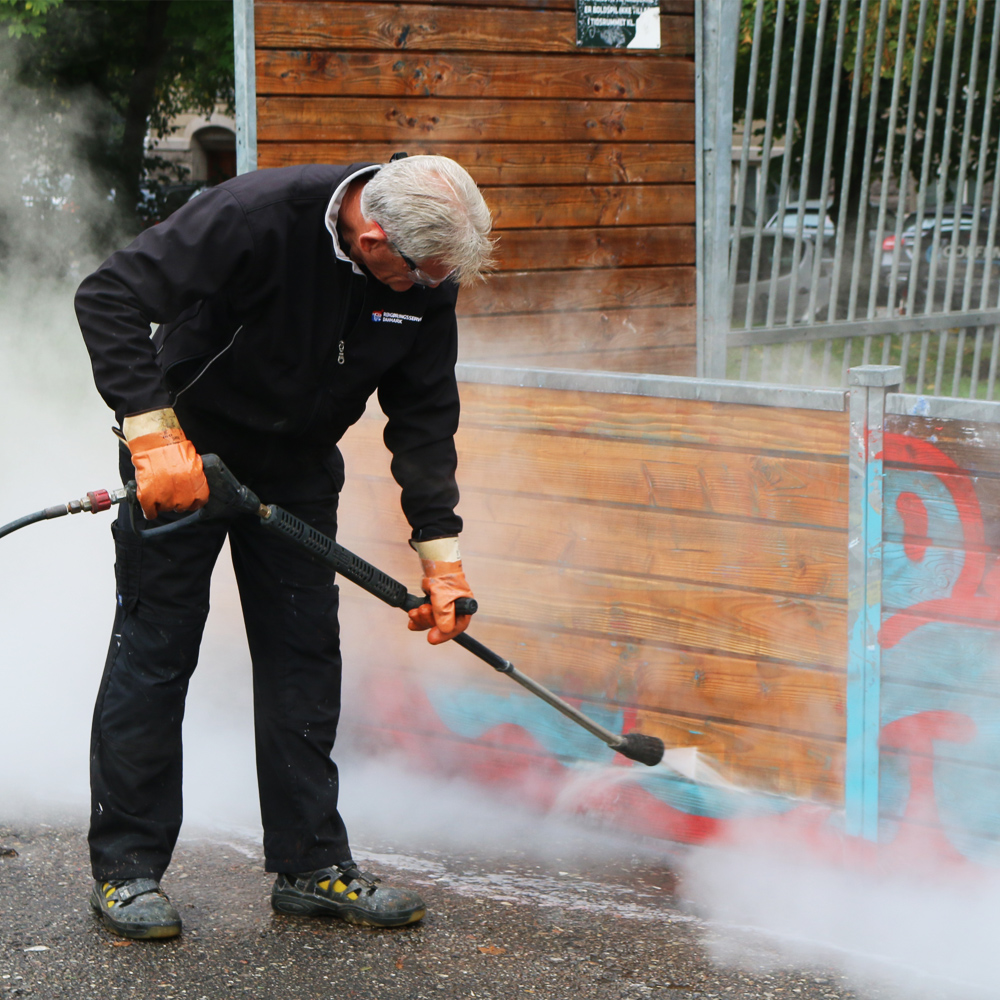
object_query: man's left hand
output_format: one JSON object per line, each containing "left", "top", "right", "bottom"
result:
{"left": 407, "top": 538, "right": 473, "bottom": 644}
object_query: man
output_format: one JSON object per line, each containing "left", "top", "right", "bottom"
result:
{"left": 75, "top": 154, "right": 494, "bottom": 939}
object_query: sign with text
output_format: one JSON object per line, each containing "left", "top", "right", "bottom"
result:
{"left": 576, "top": 0, "right": 661, "bottom": 49}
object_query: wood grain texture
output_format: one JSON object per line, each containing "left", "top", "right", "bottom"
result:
{"left": 257, "top": 49, "right": 694, "bottom": 100}
{"left": 351, "top": 0, "right": 696, "bottom": 11}
{"left": 344, "top": 417, "right": 849, "bottom": 528}
{"left": 492, "top": 226, "right": 696, "bottom": 270}
{"left": 256, "top": 141, "right": 696, "bottom": 184}
{"left": 257, "top": 96, "right": 696, "bottom": 144}
{"left": 885, "top": 469, "right": 1000, "bottom": 551}
{"left": 343, "top": 538, "right": 848, "bottom": 667}
{"left": 454, "top": 382, "right": 851, "bottom": 457}
{"left": 458, "top": 267, "right": 695, "bottom": 314}
{"left": 481, "top": 185, "right": 695, "bottom": 230}
{"left": 457, "top": 306, "right": 696, "bottom": 355}
{"left": 633, "top": 708, "right": 843, "bottom": 800}
{"left": 255, "top": 3, "right": 696, "bottom": 56}
{"left": 333, "top": 557, "right": 845, "bottom": 741}
{"left": 886, "top": 414, "right": 1000, "bottom": 476}
{"left": 344, "top": 475, "right": 848, "bottom": 600}
{"left": 467, "top": 345, "right": 697, "bottom": 375}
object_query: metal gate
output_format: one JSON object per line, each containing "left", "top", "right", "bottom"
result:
{"left": 698, "top": 0, "right": 1000, "bottom": 398}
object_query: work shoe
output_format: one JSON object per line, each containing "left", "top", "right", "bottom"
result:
{"left": 89, "top": 878, "right": 182, "bottom": 940}
{"left": 271, "top": 861, "right": 426, "bottom": 927}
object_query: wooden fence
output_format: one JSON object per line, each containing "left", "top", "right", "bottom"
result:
{"left": 253, "top": 0, "right": 697, "bottom": 374}
{"left": 331, "top": 368, "right": 1000, "bottom": 869}
{"left": 336, "top": 371, "right": 850, "bottom": 844}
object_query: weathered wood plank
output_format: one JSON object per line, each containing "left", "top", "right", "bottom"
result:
{"left": 257, "top": 49, "right": 695, "bottom": 100}
{"left": 480, "top": 186, "right": 695, "bottom": 230}
{"left": 492, "top": 226, "right": 696, "bottom": 270}
{"left": 470, "top": 345, "right": 696, "bottom": 376}
{"left": 344, "top": 476, "right": 848, "bottom": 599}
{"left": 885, "top": 469, "right": 1000, "bottom": 551}
{"left": 352, "top": 0, "right": 695, "bottom": 11}
{"left": 882, "top": 541, "right": 979, "bottom": 612}
{"left": 458, "top": 306, "right": 696, "bottom": 356}
{"left": 256, "top": 141, "right": 696, "bottom": 184}
{"left": 342, "top": 418, "right": 850, "bottom": 527}
{"left": 458, "top": 267, "right": 695, "bottom": 314}
{"left": 257, "top": 96, "right": 696, "bottom": 144}
{"left": 886, "top": 414, "right": 1000, "bottom": 476}
{"left": 255, "top": 3, "right": 696, "bottom": 56}
{"left": 339, "top": 537, "right": 848, "bottom": 666}
{"left": 451, "top": 383, "right": 851, "bottom": 457}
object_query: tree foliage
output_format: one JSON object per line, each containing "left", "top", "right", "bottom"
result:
{"left": 734, "top": 0, "right": 1000, "bottom": 229}
{"left": 0, "top": 0, "right": 234, "bottom": 257}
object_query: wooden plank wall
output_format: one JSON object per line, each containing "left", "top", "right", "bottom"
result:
{"left": 254, "top": 0, "right": 697, "bottom": 375}
{"left": 335, "top": 382, "right": 850, "bottom": 824}
{"left": 881, "top": 415, "right": 1000, "bottom": 862}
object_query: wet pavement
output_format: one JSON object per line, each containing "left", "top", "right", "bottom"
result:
{"left": 0, "top": 821, "right": 940, "bottom": 1000}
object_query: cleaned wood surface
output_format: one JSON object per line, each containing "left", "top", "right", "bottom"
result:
{"left": 256, "top": 0, "right": 698, "bottom": 376}
{"left": 349, "top": 0, "right": 696, "bottom": 11}
{"left": 257, "top": 97, "right": 696, "bottom": 144}
{"left": 458, "top": 267, "right": 695, "bottom": 314}
{"left": 462, "top": 345, "right": 698, "bottom": 374}
{"left": 256, "top": 3, "right": 696, "bottom": 56}
{"left": 482, "top": 185, "right": 695, "bottom": 229}
{"left": 457, "top": 306, "right": 696, "bottom": 355}
{"left": 346, "top": 417, "right": 848, "bottom": 529}
{"left": 257, "top": 49, "right": 694, "bottom": 100}
{"left": 455, "top": 383, "right": 850, "bottom": 457}
{"left": 491, "top": 226, "right": 696, "bottom": 270}
{"left": 256, "top": 141, "right": 696, "bottom": 184}
{"left": 346, "top": 536, "right": 848, "bottom": 668}
{"left": 346, "top": 475, "right": 847, "bottom": 600}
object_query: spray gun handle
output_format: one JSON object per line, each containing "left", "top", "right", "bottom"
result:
{"left": 402, "top": 593, "right": 479, "bottom": 616}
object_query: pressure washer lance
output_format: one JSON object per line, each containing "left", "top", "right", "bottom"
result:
{"left": 0, "top": 455, "right": 665, "bottom": 768}
{"left": 0, "top": 486, "right": 132, "bottom": 540}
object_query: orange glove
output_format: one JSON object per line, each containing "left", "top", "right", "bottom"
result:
{"left": 124, "top": 408, "right": 209, "bottom": 520}
{"left": 407, "top": 538, "right": 473, "bottom": 645}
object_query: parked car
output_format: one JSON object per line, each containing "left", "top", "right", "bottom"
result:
{"left": 880, "top": 206, "right": 996, "bottom": 309}
{"left": 765, "top": 200, "right": 836, "bottom": 239}
{"left": 730, "top": 229, "right": 832, "bottom": 326}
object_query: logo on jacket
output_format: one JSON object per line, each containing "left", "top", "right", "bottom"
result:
{"left": 372, "top": 311, "right": 421, "bottom": 325}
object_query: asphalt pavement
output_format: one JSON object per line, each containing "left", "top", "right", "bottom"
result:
{"left": 0, "top": 820, "right": 929, "bottom": 1000}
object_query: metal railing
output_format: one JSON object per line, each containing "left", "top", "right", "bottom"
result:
{"left": 707, "top": 0, "right": 1000, "bottom": 398}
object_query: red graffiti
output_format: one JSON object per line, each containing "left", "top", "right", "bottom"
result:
{"left": 878, "top": 710, "right": 976, "bottom": 867}
{"left": 896, "top": 491, "right": 928, "bottom": 562}
{"left": 880, "top": 433, "right": 995, "bottom": 649}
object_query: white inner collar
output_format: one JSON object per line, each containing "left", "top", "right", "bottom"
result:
{"left": 324, "top": 165, "right": 383, "bottom": 276}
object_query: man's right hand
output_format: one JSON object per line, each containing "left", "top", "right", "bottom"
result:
{"left": 124, "top": 407, "right": 209, "bottom": 520}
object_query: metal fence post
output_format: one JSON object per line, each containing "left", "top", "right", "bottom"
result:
{"left": 846, "top": 364, "right": 901, "bottom": 840}
{"left": 695, "top": 0, "right": 740, "bottom": 379}
{"left": 234, "top": 0, "right": 257, "bottom": 175}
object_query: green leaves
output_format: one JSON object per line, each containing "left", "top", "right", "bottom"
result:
{"left": 0, "top": 0, "right": 62, "bottom": 39}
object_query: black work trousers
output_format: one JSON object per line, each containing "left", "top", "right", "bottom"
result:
{"left": 89, "top": 455, "right": 351, "bottom": 881}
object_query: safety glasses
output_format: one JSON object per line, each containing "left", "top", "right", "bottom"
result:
{"left": 373, "top": 222, "right": 454, "bottom": 288}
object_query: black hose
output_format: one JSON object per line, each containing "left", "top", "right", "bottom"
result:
{"left": 0, "top": 506, "right": 68, "bottom": 541}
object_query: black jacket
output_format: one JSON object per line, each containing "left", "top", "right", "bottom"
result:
{"left": 75, "top": 164, "right": 462, "bottom": 539}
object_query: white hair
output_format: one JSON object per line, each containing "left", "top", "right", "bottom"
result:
{"left": 359, "top": 155, "right": 496, "bottom": 286}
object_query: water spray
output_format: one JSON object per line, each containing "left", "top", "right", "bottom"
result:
{"left": 0, "top": 454, "right": 666, "bottom": 768}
